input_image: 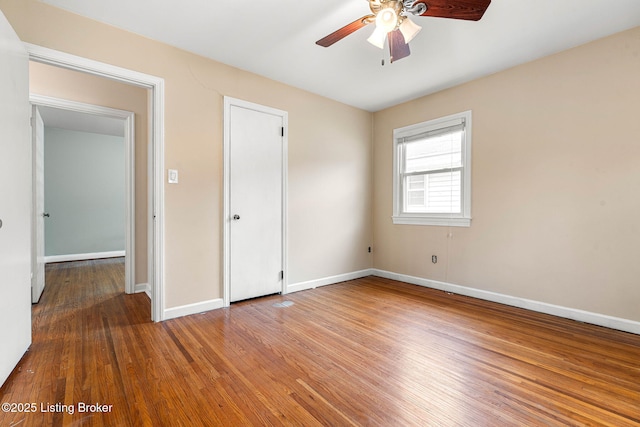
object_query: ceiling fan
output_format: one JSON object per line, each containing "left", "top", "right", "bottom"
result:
{"left": 316, "top": 0, "right": 492, "bottom": 63}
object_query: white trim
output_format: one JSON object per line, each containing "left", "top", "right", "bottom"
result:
{"left": 163, "top": 299, "right": 224, "bottom": 321}
{"left": 223, "top": 97, "right": 288, "bottom": 306}
{"left": 29, "top": 94, "right": 134, "bottom": 118}
{"left": 135, "top": 282, "right": 150, "bottom": 293}
{"left": 30, "top": 94, "right": 136, "bottom": 294}
{"left": 26, "top": 43, "right": 166, "bottom": 322}
{"left": 393, "top": 115, "right": 465, "bottom": 139}
{"left": 287, "top": 269, "right": 374, "bottom": 294}
{"left": 392, "top": 216, "right": 471, "bottom": 227}
{"left": 45, "top": 251, "right": 125, "bottom": 264}
{"left": 372, "top": 269, "right": 640, "bottom": 335}
{"left": 26, "top": 44, "right": 159, "bottom": 89}
{"left": 282, "top": 113, "right": 289, "bottom": 296}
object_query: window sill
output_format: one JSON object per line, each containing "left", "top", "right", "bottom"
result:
{"left": 392, "top": 215, "right": 471, "bottom": 227}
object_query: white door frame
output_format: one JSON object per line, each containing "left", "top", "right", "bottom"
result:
{"left": 223, "top": 96, "right": 288, "bottom": 306}
{"left": 25, "top": 43, "right": 166, "bottom": 322}
{"left": 29, "top": 94, "right": 136, "bottom": 294}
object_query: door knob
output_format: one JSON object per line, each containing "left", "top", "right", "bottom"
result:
{"left": 43, "top": 213, "right": 50, "bottom": 218}
{"left": 233, "top": 214, "right": 240, "bottom": 220}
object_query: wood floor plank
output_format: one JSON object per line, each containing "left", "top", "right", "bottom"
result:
{"left": 1, "top": 260, "right": 639, "bottom": 426}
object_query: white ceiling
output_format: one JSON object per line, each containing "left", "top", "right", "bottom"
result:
{"left": 42, "top": 0, "right": 640, "bottom": 112}
{"left": 38, "top": 106, "right": 125, "bottom": 137}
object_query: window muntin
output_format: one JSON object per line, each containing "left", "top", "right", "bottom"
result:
{"left": 393, "top": 111, "right": 471, "bottom": 227}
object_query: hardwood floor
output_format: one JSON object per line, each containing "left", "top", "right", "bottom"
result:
{"left": 1, "top": 259, "right": 639, "bottom": 426}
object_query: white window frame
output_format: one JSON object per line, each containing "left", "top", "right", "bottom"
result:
{"left": 392, "top": 111, "right": 472, "bottom": 227}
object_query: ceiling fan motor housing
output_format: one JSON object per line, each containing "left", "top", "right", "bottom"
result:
{"left": 370, "top": 0, "right": 404, "bottom": 27}
{"left": 369, "top": 0, "right": 426, "bottom": 31}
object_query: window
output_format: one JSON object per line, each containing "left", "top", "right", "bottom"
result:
{"left": 393, "top": 111, "right": 471, "bottom": 226}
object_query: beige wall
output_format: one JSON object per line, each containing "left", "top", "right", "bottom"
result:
{"left": 1, "top": 0, "right": 373, "bottom": 309}
{"left": 30, "top": 62, "right": 149, "bottom": 285}
{"left": 373, "top": 27, "right": 640, "bottom": 322}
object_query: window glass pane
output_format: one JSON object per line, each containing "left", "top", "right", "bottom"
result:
{"left": 404, "top": 171, "right": 461, "bottom": 213}
{"left": 406, "top": 175, "right": 425, "bottom": 209}
{"left": 405, "top": 130, "right": 462, "bottom": 173}
{"left": 408, "top": 175, "right": 424, "bottom": 190}
{"left": 408, "top": 191, "right": 425, "bottom": 206}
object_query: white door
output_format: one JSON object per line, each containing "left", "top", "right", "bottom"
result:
{"left": 0, "top": 11, "right": 33, "bottom": 386}
{"left": 31, "top": 106, "right": 45, "bottom": 303}
{"left": 227, "top": 99, "right": 286, "bottom": 302}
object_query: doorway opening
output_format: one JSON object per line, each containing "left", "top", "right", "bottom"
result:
{"left": 30, "top": 95, "right": 135, "bottom": 302}
{"left": 26, "top": 43, "right": 166, "bottom": 321}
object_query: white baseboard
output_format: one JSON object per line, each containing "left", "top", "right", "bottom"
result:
{"left": 152, "top": 268, "right": 639, "bottom": 335}
{"left": 163, "top": 298, "right": 224, "bottom": 321}
{"left": 135, "top": 283, "right": 150, "bottom": 294}
{"left": 372, "top": 269, "right": 640, "bottom": 336}
{"left": 287, "top": 269, "right": 374, "bottom": 294}
{"left": 161, "top": 269, "right": 372, "bottom": 320}
{"left": 45, "top": 251, "right": 125, "bottom": 264}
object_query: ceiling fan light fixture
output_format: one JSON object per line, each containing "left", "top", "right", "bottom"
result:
{"left": 399, "top": 17, "right": 421, "bottom": 43}
{"left": 367, "top": 26, "right": 387, "bottom": 49}
{"left": 375, "top": 7, "right": 398, "bottom": 33}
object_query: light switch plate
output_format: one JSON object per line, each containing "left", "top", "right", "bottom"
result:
{"left": 168, "top": 169, "right": 179, "bottom": 184}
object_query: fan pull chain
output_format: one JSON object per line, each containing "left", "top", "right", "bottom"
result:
{"left": 381, "top": 42, "right": 387, "bottom": 66}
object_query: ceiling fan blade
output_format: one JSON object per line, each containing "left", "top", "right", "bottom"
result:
{"left": 316, "top": 15, "right": 375, "bottom": 47}
{"left": 388, "top": 29, "right": 410, "bottom": 63}
{"left": 416, "top": 0, "right": 491, "bottom": 21}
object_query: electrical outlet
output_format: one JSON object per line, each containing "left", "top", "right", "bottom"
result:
{"left": 432, "top": 255, "right": 437, "bottom": 264}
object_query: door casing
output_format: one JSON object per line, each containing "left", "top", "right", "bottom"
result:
{"left": 25, "top": 43, "right": 166, "bottom": 321}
